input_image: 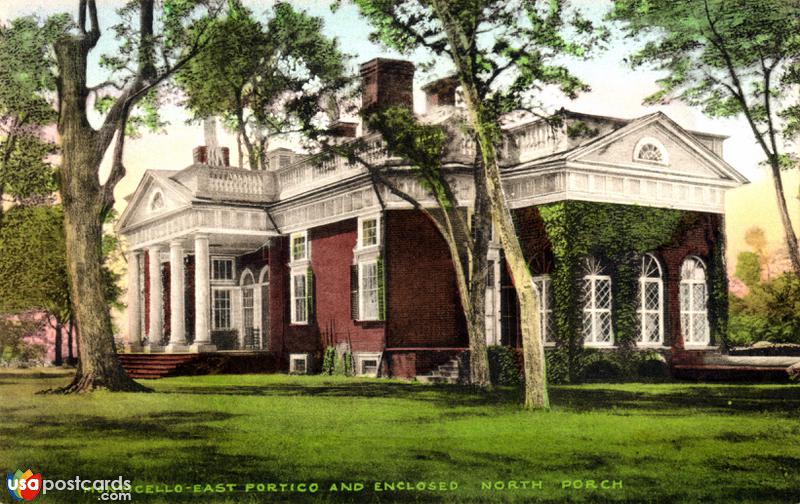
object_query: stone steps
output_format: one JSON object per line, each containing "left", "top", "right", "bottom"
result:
{"left": 119, "top": 354, "right": 199, "bottom": 379}
{"left": 416, "top": 358, "right": 461, "bottom": 385}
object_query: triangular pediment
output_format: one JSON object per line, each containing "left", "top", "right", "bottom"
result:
{"left": 117, "top": 171, "right": 193, "bottom": 232}
{"left": 566, "top": 113, "right": 747, "bottom": 184}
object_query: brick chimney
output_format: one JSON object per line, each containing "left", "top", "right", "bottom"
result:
{"left": 329, "top": 120, "right": 358, "bottom": 138}
{"left": 360, "top": 58, "right": 416, "bottom": 113}
{"left": 192, "top": 146, "right": 230, "bottom": 167}
{"left": 422, "top": 76, "right": 459, "bottom": 111}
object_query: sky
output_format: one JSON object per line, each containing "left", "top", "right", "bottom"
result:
{"left": 0, "top": 0, "right": 796, "bottom": 265}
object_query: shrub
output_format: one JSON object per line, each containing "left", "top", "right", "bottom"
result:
{"left": 728, "top": 273, "right": 800, "bottom": 346}
{"left": 0, "top": 318, "right": 46, "bottom": 368}
{"left": 487, "top": 345, "right": 521, "bottom": 386}
{"left": 321, "top": 346, "right": 336, "bottom": 375}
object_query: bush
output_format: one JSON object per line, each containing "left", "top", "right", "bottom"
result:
{"left": 321, "top": 346, "right": 336, "bottom": 375}
{"left": 487, "top": 345, "right": 521, "bottom": 386}
{"left": 0, "top": 318, "right": 46, "bottom": 368}
{"left": 728, "top": 273, "right": 800, "bottom": 346}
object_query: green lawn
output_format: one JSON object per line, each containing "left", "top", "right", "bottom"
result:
{"left": 1, "top": 370, "right": 799, "bottom": 503}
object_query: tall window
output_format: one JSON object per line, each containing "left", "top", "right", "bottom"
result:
{"left": 291, "top": 272, "right": 308, "bottom": 324}
{"left": 680, "top": 256, "right": 709, "bottom": 345}
{"left": 360, "top": 261, "right": 380, "bottom": 320}
{"left": 638, "top": 254, "right": 664, "bottom": 345}
{"left": 211, "top": 258, "right": 233, "bottom": 281}
{"left": 291, "top": 232, "right": 308, "bottom": 262}
{"left": 241, "top": 271, "right": 254, "bottom": 331}
{"left": 213, "top": 289, "right": 232, "bottom": 330}
{"left": 532, "top": 275, "right": 554, "bottom": 343}
{"left": 582, "top": 257, "right": 613, "bottom": 346}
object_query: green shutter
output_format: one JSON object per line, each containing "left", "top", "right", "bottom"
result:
{"left": 306, "top": 266, "right": 314, "bottom": 323}
{"left": 350, "top": 264, "right": 359, "bottom": 320}
{"left": 377, "top": 256, "right": 386, "bottom": 321}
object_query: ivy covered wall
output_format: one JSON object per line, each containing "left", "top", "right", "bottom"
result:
{"left": 513, "top": 201, "right": 727, "bottom": 382}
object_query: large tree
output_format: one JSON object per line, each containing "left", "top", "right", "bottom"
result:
{"left": 360, "top": 106, "right": 494, "bottom": 388}
{"left": 611, "top": 0, "right": 800, "bottom": 277}
{"left": 45, "top": 0, "right": 223, "bottom": 392}
{"left": 176, "top": 1, "right": 349, "bottom": 171}
{"left": 348, "top": 0, "right": 603, "bottom": 408}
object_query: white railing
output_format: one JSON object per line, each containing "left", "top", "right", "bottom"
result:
{"left": 206, "top": 167, "right": 265, "bottom": 197}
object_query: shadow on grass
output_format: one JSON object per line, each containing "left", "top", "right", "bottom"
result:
{"left": 161, "top": 379, "right": 800, "bottom": 416}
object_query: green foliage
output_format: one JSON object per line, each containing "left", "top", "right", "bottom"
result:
{"left": 0, "top": 318, "right": 46, "bottom": 367}
{"left": 536, "top": 201, "right": 723, "bottom": 380}
{"left": 347, "top": 0, "right": 607, "bottom": 122}
{"left": 333, "top": 350, "right": 354, "bottom": 376}
{"left": 486, "top": 345, "right": 521, "bottom": 386}
{"left": 566, "top": 120, "right": 599, "bottom": 140}
{"left": 546, "top": 347, "right": 668, "bottom": 384}
{"left": 610, "top": 0, "right": 800, "bottom": 146}
{"left": 735, "top": 251, "right": 762, "bottom": 288}
{"left": 322, "top": 346, "right": 336, "bottom": 375}
{"left": 0, "top": 205, "right": 123, "bottom": 322}
{"left": 728, "top": 273, "right": 800, "bottom": 346}
{"left": 0, "top": 15, "right": 66, "bottom": 207}
{"left": 177, "top": 2, "right": 349, "bottom": 169}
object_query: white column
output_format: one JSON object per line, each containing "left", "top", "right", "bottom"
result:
{"left": 191, "top": 234, "right": 216, "bottom": 352}
{"left": 125, "top": 251, "right": 143, "bottom": 352}
{"left": 146, "top": 245, "right": 164, "bottom": 352}
{"left": 165, "top": 240, "right": 188, "bottom": 352}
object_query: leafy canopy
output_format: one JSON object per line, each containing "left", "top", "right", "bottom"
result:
{"left": 610, "top": 0, "right": 800, "bottom": 163}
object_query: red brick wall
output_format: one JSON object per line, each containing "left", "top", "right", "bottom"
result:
{"left": 310, "top": 220, "right": 385, "bottom": 352}
{"left": 656, "top": 213, "right": 722, "bottom": 349}
{"left": 385, "top": 210, "right": 467, "bottom": 348}
{"left": 269, "top": 219, "right": 386, "bottom": 359}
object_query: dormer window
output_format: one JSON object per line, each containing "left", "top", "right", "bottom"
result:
{"left": 633, "top": 137, "right": 669, "bottom": 165}
{"left": 149, "top": 191, "right": 165, "bottom": 212}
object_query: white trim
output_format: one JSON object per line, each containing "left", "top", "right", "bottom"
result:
{"left": 637, "top": 254, "right": 664, "bottom": 346}
{"left": 357, "top": 214, "right": 381, "bottom": 250}
{"left": 354, "top": 352, "right": 382, "bottom": 377}
{"left": 211, "top": 287, "right": 234, "bottom": 330}
{"left": 532, "top": 275, "right": 554, "bottom": 345}
{"left": 258, "top": 265, "right": 270, "bottom": 284}
{"left": 358, "top": 260, "right": 380, "bottom": 322}
{"left": 633, "top": 136, "right": 669, "bottom": 166}
{"left": 680, "top": 256, "right": 710, "bottom": 346}
{"left": 211, "top": 256, "right": 236, "bottom": 284}
{"left": 582, "top": 257, "right": 614, "bottom": 347}
{"left": 290, "top": 270, "right": 309, "bottom": 325}
{"left": 290, "top": 231, "right": 309, "bottom": 263}
{"left": 289, "top": 353, "right": 311, "bottom": 374}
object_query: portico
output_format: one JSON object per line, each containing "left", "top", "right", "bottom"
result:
{"left": 118, "top": 164, "right": 278, "bottom": 353}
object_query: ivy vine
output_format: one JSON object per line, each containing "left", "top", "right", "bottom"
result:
{"left": 536, "top": 201, "right": 724, "bottom": 382}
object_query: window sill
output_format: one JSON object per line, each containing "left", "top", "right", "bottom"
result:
{"left": 289, "top": 322, "right": 309, "bottom": 327}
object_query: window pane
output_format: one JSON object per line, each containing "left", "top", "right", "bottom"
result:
{"left": 644, "top": 282, "right": 660, "bottom": 310}
{"left": 596, "top": 278, "right": 612, "bottom": 309}
{"left": 292, "top": 235, "right": 307, "bottom": 261}
{"left": 693, "top": 284, "right": 706, "bottom": 310}
{"left": 597, "top": 312, "right": 613, "bottom": 342}
{"left": 213, "top": 290, "right": 231, "bottom": 329}
{"left": 292, "top": 274, "right": 307, "bottom": 323}
{"left": 361, "top": 263, "right": 379, "bottom": 319}
{"left": 680, "top": 284, "right": 690, "bottom": 311}
{"left": 362, "top": 219, "right": 377, "bottom": 247}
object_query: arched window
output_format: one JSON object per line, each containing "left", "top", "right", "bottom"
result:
{"left": 633, "top": 137, "right": 669, "bottom": 165}
{"left": 149, "top": 191, "right": 165, "bottom": 212}
{"left": 638, "top": 254, "right": 664, "bottom": 345}
{"left": 680, "top": 256, "right": 709, "bottom": 345}
{"left": 240, "top": 270, "right": 255, "bottom": 336}
{"left": 582, "top": 257, "right": 613, "bottom": 346}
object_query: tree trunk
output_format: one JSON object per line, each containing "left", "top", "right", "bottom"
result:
{"left": 67, "top": 319, "right": 75, "bottom": 363}
{"left": 769, "top": 161, "right": 800, "bottom": 276}
{"left": 466, "top": 157, "right": 492, "bottom": 388}
{"left": 431, "top": 0, "right": 549, "bottom": 410}
{"left": 49, "top": 35, "right": 149, "bottom": 393}
{"left": 54, "top": 319, "right": 63, "bottom": 366}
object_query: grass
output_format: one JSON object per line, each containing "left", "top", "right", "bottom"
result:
{"left": 1, "top": 370, "right": 799, "bottom": 503}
